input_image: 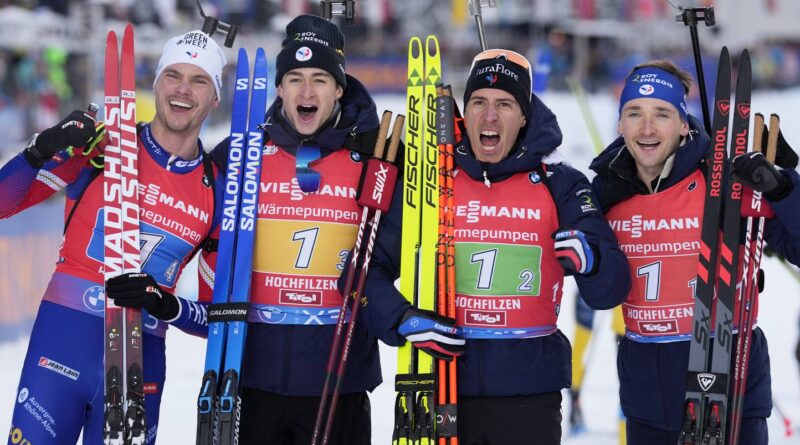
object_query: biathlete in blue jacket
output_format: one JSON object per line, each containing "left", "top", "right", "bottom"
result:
{"left": 590, "top": 59, "right": 800, "bottom": 445}
{"left": 362, "top": 49, "right": 631, "bottom": 445}
{"left": 0, "top": 30, "right": 227, "bottom": 444}
{"left": 201, "top": 15, "right": 463, "bottom": 445}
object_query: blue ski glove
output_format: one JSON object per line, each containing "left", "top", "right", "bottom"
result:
{"left": 105, "top": 273, "right": 180, "bottom": 321}
{"left": 733, "top": 152, "right": 793, "bottom": 201}
{"left": 553, "top": 229, "right": 598, "bottom": 275}
{"left": 397, "top": 307, "right": 465, "bottom": 361}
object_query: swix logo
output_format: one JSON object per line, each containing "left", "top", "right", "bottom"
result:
{"left": 638, "top": 320, "right": 678, "bottom": 335}
{"left": 371, "top": 163, "right": 389, "bottom": 204}
{"left": 697, "top": 373, "right": 716, "bottom": 392}
{"left": 608, "top": 215, "right": 699, "bottom": 239}
{"left": 456, "top": 200, "right": 541, "bottom": 224}
{"left": 465, "top": 310, "right": 506, "bottom": 326}
{"left": 737, "top": 103, "right": 750, "bottom": 119}
{"left": 279, "top": 289, "right": 322, "bottom": 306}
{"left": 717, "top": 100, "right": 730, "bottom": 116}
{"left": 185, "top": 51, "right": 198, "bottom": 59}
{"left": 750, "top": 189, "right": 763, "bottom": 212}
{"left": 484, "top": 73, "right": 498, "bottom": 86}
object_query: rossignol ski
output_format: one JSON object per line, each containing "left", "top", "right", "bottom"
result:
{"left": 103, "top": 24, "right": 145, "bottom": 445}
{"left": 394, "top": 34, "right": 441, "bottom": 445}
{"left": 196, "top": 47, "right": 267, "bottom": 445}
{"left": 679, "top": 47, "right": 752, "bottom": 445}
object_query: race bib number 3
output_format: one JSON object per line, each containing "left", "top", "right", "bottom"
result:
{"left": 456, "top": 242, "right": 543, "bottom": 296}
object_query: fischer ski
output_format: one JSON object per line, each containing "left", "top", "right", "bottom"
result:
{"left": 679, "top": 47, "right": 752, "bottom": 445}
{"left": 103, "top": 24, "right": 145, "bottom": 445}
{"left": 394, "top": 34, "right": 441, "bottom": 445}
{"left": 196, "top": 47, "right": 268, "bottom": 445}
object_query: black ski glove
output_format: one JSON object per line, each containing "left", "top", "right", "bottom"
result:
{"left": 396, "top": 307, "right": 465, "bottom": 361}
{"left": 105, "top": 273, "right": 180, "bottom": 321}
{"left": 732, "top": 152, "right": 793, "bottom": 201}
{"left": 25, "top": 109, "right": 99, "bottom": 166}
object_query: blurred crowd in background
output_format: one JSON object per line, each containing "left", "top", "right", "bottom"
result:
{"left": 1, "top": 0, "right": 799, "bottom": 157}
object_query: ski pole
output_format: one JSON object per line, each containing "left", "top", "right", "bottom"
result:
{"left": 772, "top": 395, "right": 794, "bottom": 438}
{"left": 435, "top": 85, "right": 459, "bottom": 444}
{"left": 468, "top": 0, "right": 496, "bottom": 51}
{"left": 673, "top": 3, "right": 715, "bottom": 133}
{"left": 310, "top": 111, "right": 394, "bottom": 445}
{"left": 319, "top": 113, "right": 404, "bottom": 445}
{"left": 728, "top": 113, "right": 778, "bottom": 444}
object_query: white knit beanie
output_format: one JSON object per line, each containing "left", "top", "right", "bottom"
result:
{"left": 154, "top": 30, "right": 226, "bottom": 100}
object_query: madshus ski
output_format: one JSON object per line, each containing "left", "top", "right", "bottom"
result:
{"left": 196, "top": 47, "right": 267, "bottom": 445}
{"left": 103, "top": 24, "right": 145, "bottom": 445}
{"left": 394, "top": 34, "right": 441, "bottom": 445}
{"left": 680, "top": 47, "right": 752, "bottom": 445}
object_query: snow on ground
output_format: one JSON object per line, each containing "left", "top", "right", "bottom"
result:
{"left": 2, "top": 91, "right": 800, "bottom": 443}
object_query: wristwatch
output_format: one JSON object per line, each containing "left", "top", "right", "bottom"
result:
{"left": 25, "top": 133, "right": 39, "bottom": 152}
{"left": 23, "top": 133, "right": 45, "bottom": 167}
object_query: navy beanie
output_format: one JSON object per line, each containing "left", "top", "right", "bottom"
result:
{"left": 275, "top": 15, "right": 347, "bottom": 88}
{"left": 464, "top": 55, "right": 531, "bottom": 118}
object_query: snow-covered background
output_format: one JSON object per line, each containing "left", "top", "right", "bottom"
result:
{"left": 2, "top": 91, "right": 799, "bottom": 443}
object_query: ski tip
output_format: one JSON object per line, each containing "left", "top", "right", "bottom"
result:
{"left": 106, "top": 30, "right": 118, "bottom": 46}
{"left": 124, "top": 23, "right": 134, "bottom": 37}
{"left": 408, "top": 36, "right": 422, "bottom": 58}
{"left": 256, "top": 47, "right": 266, "bottom": 58}
{"left": 425, "top": 35, "right": 440, "bottom": 57}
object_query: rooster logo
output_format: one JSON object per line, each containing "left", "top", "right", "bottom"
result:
{"left": 484, "top": 73, "right": 498, "bottom": 86}
{"left": 185, "top": 51, "right": 198, "bottom": 59}
{"left": 295, "top": 46, "right": 313, "bottom": 62}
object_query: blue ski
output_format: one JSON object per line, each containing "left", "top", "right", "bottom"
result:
{"left": 196, "top": 47, "right": 268, "bottom": 445}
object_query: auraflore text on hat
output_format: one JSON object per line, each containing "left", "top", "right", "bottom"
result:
{"left": 177, "top": 31, "right": 209, "bottom": 50}
{"left": 630, "top": 73, "right": 675, "bottom": 89}
{"left": 294, "top": 32, "right": 332, "bottom": 47}
{"left": 476, "top": 63, "right": 519, "bottom": 82}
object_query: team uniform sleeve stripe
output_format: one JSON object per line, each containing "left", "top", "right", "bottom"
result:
{"left": 199, "top": 255, "right": 215, "bottom": 289}
{"left": 35, "top": 169, "right": 68, "bottom": 191}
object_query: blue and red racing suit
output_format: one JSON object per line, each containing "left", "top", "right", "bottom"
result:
{"left": 0, "top": 123, "right": 219, "bottom": 444}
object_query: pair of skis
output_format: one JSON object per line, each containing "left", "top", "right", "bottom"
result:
{"left": 680, "top": 47, "right": 758, "bottom": 445}
{"left": 196, "top": 47, "right": 268, "bottom": 445}
{"left": 394, "top": 35, "right": 459, "bottom": 445}
{"left": 103, "top": 24, "right": 145, "bottom": 445}
{"left": 311, "top": 110, "right": 404, "bottom": 445}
